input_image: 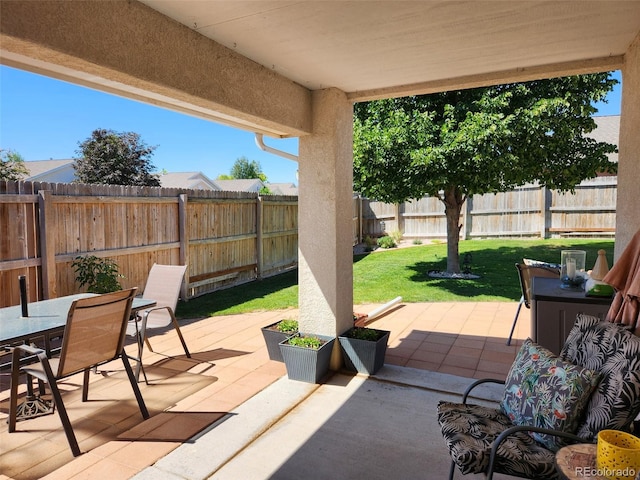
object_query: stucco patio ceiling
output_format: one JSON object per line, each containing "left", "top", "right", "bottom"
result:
{"left": 141, "top": 0, "right": 640, "bottom": 101}
{"left": 3, "top": 1, "right": 640, "bottom": 137}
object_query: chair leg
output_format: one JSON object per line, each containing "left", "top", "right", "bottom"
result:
{"left": 8, "top": 347, "right": 21, "bottom": 432}
{"left": 49, "top": 381, "right": 81, "bottom": 456}
{"left": 131, "top": 320, "right": 149, "bottom": 384}
{"left": 171, "top": 316, "right": 191, "bottom": 358}
{"left": 37, "top": 378, "right": 46, "bottom": 396}
{"left": 81, "top": 368, "right": 90, "bottom": 402}
{"left": 133, "top": 337, "right": 150, "bottom": 384}
{"left": 26, "top": 372, "right": 35, "bottom": 397}
{"left": 136, "top": 358, "right": 149, "bottom": 385}
{"left": 27, "top": 375, "right": 47, "bottom": 399}
{"left": 121, "top": 352, "right": 150, "bottom": 420}
{"left": 506, "top": 296, "right": 524, "bottom": 346}
{"left": 36, "top": 352, "right": 81, "bottom": 456}
{"left": 448, "top": 460, "right": 456, "bottom": 480}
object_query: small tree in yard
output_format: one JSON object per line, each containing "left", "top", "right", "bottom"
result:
{"left": 219, "top": 156, "right": 272, "bottom": 194}
{"left": 74, "top": 129, "right": 161, "bottom": 186}
{"left": 353, "top": 73, "right": 618, "bottom": 273}
{"left": 230, "top": 156, "right": 267, "bottom": 181}
{"left": 0, "top": 149, "right": 28, "bottom": 181}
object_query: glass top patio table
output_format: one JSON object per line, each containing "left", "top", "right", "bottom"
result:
{"left": 1, "top": 294, "right": 156, "bottom": 345}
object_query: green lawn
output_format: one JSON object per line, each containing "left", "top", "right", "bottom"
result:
{"left": 176, "top": 238, "right": 614, "bottom": 318}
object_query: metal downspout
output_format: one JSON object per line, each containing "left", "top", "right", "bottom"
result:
{"left": 254, "top": 133, "right": 298, "bottom": 161}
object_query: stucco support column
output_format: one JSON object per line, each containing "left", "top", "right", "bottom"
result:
{"left": 298, "top": 88, "right": 354, "bottom": 370}
{"left": 615, "top": 33, "right": 640, "bottom": 259}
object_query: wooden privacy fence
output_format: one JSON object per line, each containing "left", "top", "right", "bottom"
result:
{"left": 357, "top": 176, "right": 617, "bottom": 241}
{"left": 1, "top": 177, "right": 617, "bottom": 307}
{"left": 0, "top": 181, "right": 298, "bottom": 308}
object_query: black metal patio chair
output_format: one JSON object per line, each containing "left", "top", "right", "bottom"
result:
{"left": 438, "top": 314, "right": 640, "bottom": 479}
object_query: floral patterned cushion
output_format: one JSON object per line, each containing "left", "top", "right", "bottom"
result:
{"left": 501, "top": 339, "right": 601, "bottom": 451}
{"left": 437, "top": 402, "right": 560, "bottom": 478}
{"left": 560, "top": 314, "right": 640, "bottom": 440}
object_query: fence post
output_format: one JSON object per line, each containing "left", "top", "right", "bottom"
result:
{"left": 178, "top": 193, "right": 189, "bottom": 300}
{"left": 256, "top": 195, "right": 264, "bottom": 279}
{"left": 463, "top": 195, "right": 472, "bottom": 240}
{"left": 38, "top": 190, "right": 57, "bottom": 299}
{"left": 540, "top": 186, "right": 548, "bottom": 238}
{"left": 359, "top": 196, "right": 363, "bottom": 243}
{"left": 352, "top": 194, "right": 362, "bottom": 245}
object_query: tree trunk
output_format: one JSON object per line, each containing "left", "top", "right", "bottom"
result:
{"left": 442, "top": 187, "right": 465, "bottom": 273}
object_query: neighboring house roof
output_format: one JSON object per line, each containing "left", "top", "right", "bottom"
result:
{"left": 214, "top": 178, "right": 264, "bottom": 192}
{"left": 158, "top": 171, "right": 219, "bottom": 190}
{"left": 24, "top": 159, "right": 75, "bottom": 182}
{"left": 267, "top": 183, "right": 298, "bottom": 196}
{"left": 589, "top": 115, "right": 619, "bottom": 164}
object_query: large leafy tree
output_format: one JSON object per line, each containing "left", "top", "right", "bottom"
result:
{"left": 0, "top": 149, "right": 28, "bottom": 181}
{"left": 74, "top": 129, "right": 161, "bottom": 186}
{"left": 354, "top": 74, "right": 618, "bottom": 273}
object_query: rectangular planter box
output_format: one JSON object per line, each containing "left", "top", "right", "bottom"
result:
{"left": 261, "top": 321, "right": 297, "bottom": 362}
{"left": 279, "top": 334, "right": 335, "bottom": 383}
{"left": 338, "top": 328, "right": 390, "bottom": 375}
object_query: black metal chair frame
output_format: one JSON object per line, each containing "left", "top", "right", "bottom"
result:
{"left": 506, "top": 262, "right": 560, "bottom": 345}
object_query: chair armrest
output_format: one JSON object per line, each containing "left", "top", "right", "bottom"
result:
{"left": 462, "top": 378, "right": 505, "bottom": 404}
{"left": 486, "top": 424, "right": 591, "bottom": 480}
{"left": 11, "top": 343, "right": 46, "bottom": 356}
{"left": 139, "top": 306, "right": 174, "bottom": 317}
{"left": 10, "top": 344, "right": 49, "bottom": 372}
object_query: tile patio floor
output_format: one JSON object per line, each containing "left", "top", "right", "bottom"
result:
{"left": 0, "top": 300, "right": 528, "bottom": 480}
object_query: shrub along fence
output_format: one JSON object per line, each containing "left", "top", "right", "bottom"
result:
{"left": 0, "top": 181, "right": 297, "bottom": 307}
{"left": 358, "top": 176, "right": 617, "bottom": 241}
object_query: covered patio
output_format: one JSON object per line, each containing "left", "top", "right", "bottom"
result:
{"left": 1, "top": 300, "right": 523, "bottom": 479}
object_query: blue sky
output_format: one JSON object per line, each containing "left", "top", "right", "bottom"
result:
{"left": 591, "top": 69, "right": 622, "bottom": 116}
{"left": 0, "top": 65, "right": 300, "bottom": 184}
{"left": 0, "top": 66, "right": 622, "bottom": 185}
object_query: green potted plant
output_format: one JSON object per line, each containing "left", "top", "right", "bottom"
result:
{"left": 71, "top": 255, "right": 124, "bottom": 293}
{"left": 261, "top": 318, "right": 298, "bottom": 362}
{"left": 278, "top": 333, "right": 335, "bottom": 383}
{"left": 338, "top": 326, "right": 390, "bottom": 375}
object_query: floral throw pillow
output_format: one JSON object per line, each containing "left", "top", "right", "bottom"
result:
{"left": 501, "top": 339, "right": 601, "bottom": 451}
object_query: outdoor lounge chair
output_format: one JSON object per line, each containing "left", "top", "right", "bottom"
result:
{"left": 438, "top": 313, "right": 640, "bottom": 479}
{"left": 506, "top": 260, "right": 560, "bottom": 345}
{"left": 126, "top": 263, "right": 191, "bottom": 382}
{"left": 8, "top": 288, "right": 149, "bottom": 457}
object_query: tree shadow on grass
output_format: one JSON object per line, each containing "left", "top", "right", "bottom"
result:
{"left": 406, "top": 241, "right": 614, "bottom": 300}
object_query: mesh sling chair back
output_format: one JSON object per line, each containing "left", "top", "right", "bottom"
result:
{"left": 126, "top": 263, "right": 190, "bottom": 382}
{"left": 438, "top": 314, "right": 640, "bottom": 480}
{"left": 506, "top": 261, "right": 560, "bottom": 346}
{"left": 8, "top": 288, "right": 150, "bottom": 457}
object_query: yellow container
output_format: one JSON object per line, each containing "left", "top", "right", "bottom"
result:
{"left": 597, "top": 430, "right": 640, "bottom": 480}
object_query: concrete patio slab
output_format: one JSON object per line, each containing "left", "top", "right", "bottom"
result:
{"left": 132, "top": 365, "right": 513, "bottom": 480}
